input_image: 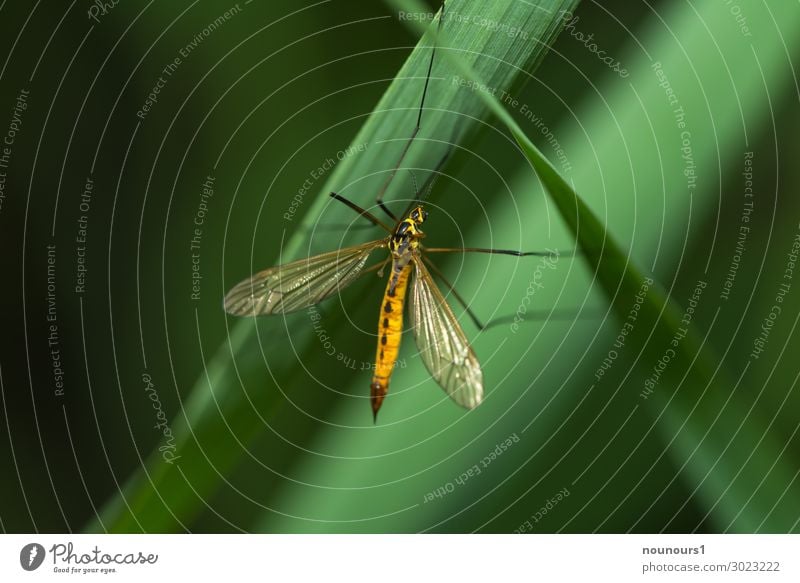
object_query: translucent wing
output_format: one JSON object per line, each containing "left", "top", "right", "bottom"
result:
{"left": 410, "top": 255, "right": 484, "bottom": 408}
{"left": 224, "top": 240, "right": 385, "bottom": 316}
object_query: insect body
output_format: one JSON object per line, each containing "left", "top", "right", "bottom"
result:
{"left": 223, "top": 203, "right": 484, "bottom": 421}
{"left": 371, "top": 207, "right": 426, "bottom": 418}
{"left": 223, "top": 2, "right": 549, "bottom": 420}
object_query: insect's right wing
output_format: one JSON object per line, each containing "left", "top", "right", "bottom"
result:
{"left": 410, "top": 255, "right": 484, "bottom": 409}
{"left": 224, "top": 240, "right": 386, "bottom": 316}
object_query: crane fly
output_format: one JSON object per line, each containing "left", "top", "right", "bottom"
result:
{"left": 224, "top": 3, "right": 554, "bottom": 420}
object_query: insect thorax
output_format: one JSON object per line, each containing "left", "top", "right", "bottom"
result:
{"left": 389, "top": 206, "right": 427, "bottom": 257}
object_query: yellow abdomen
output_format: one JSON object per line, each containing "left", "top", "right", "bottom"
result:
{"left": 370, "top": 262, "right": 412, "bottom": 419}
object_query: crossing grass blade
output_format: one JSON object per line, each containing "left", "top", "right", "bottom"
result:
{"left": 391, "top": 0, "right": 800, "bottom": 532}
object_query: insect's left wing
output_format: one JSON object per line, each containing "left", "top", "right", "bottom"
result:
{"left": 410, "top": 256, "right": 484, "bottom": 408}
{"left": 224, "top": 240, "right": 385, "bottom": 316}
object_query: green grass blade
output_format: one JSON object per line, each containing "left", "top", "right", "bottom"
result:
{"left": 255, "top": 0, "right": 800, "bottom": 534}
{"left": 394, "top": 0, "right": 800, "bottom": 532}
{"left": 90, "top": 0, "right": 580, "bottom": 532}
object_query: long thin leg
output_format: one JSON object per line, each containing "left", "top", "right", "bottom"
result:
{"left": 329, "top": 192, "right": 393, "bottom": 233}
{"left": 424, "top": 247, "right": 572, "bottom": 257}
{"left": 480, "top": 309, "right": 594, "bottom": 330}
{"left": 423, "top": 256, "right": 589, "bottom": 330}
{"left": 423, "top": 256, "right": 486, "bottom": 329}
{"left": 375, "top": 3, "right": 446, "bottom": 220}
{"left": 377, "top": 199, "right": 398, "bottom": 223}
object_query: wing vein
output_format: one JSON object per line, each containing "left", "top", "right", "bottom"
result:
{"left": 410, "top": 256, "right": 483, "bottom": 408}
{"left": 224, "top": 240, "right": 385, "bottom": 316}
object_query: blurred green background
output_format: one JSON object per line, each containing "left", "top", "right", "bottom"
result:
{"left": 1, "top": 0, "right": 799, "bottom": 533}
